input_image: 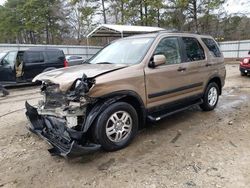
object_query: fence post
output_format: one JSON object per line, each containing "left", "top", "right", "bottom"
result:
{"left": 237, "top": 40, "right": 240, "bottom": 59}
{"left": 67, "top": 47, "right": 70, "bottom": 56}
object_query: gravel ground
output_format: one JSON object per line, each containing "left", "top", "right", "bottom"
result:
{"left": 0, "top": 64, "right": 250, "bottom": 188}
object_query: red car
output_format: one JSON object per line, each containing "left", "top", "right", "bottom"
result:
{"left": 240, "top": 51, "right": 250, "bottom": 76}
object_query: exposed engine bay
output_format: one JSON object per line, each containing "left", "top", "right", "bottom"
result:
{"left": 26, "top": 74, "right": 101, "bottom": 157}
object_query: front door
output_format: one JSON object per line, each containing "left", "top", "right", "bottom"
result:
{"left": 145, "top": 36, "right": 204, "bottom": 109}
{"left": 0, "top": 51, "right": 17, "bottom": 84}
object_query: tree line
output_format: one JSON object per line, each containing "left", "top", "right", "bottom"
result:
{"left": 0, "top": 0, "right": 249, "bottom": 45}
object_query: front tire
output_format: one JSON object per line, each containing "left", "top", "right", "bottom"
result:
{"left": 241, "top": 72, "right": 247, "bottom": 76}
{"left": 93, "top": 102, "right": 138, "bottom": 151}
{"left": 200, "top": 82, "right": 219, "bottom": 111}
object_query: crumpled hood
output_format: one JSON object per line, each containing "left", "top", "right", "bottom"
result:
{"left": 33, "top": 64, "right": 127, "bottom": 91}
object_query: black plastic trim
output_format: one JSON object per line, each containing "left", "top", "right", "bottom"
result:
{"left": 147, "top": 93, "right": 203, "bottom": 113}
{"left": 148, "top": 82, "right": 203, "bottom": 99}
{"left": 25, "top": 101, "right": 101, "bottom": 158}
{"left": 240, "top": 67, "right": 250, "bottom": 72}
{"left": 148, "top": 98, "right": 203, "bottom": 122}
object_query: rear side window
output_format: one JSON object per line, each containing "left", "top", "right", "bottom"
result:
{"left": 182, "top": 37, "right": 205, "bottom": 62}
{"left": 202, "top": 38, "right": 221, "bottom": 57}
{"left": 46, "top": 51, "right": 64, "bottom": 62}
{"left": 25, "top": 52, "right": 44, "bottom": 63}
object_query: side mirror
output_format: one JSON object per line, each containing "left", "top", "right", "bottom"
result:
{"left": 149, "top": 54, "right": 166, "bottom": 68}
{"left": 248, "top": 51, "right": 250, "bottom": 55}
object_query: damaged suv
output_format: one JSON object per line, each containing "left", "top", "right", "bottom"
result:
{"left": 26, "top": 32, "right": 226, "bottom": 157}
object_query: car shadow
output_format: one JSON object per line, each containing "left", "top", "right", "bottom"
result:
{"left": 68, "top": 105, "right": 203, "bottom": 164}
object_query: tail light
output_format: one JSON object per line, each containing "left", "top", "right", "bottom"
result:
{"left": 64, "top": 59, "right": 69, "bottom": 67}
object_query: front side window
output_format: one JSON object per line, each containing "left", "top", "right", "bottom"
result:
{"left": 154, "top": 37, "right": 181, "bottom": 65}
{"left": 202, "top": 38, "right": 221, "bottom": 57}
{"left": 182, "top": 37, "right": 205, "bottom": 62}
{"left": 89, "top": 37, "right": 154, "bottom": 65}
{"left": 3, "top": 51, "right": 17, "bottom": 65}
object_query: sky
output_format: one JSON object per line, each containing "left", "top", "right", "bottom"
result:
{"left": 224, "top": 0, "right": 250, "bottom": 16}
{"left": 0, "top": 0, "right": 4, "bottom": 5}
{"left": 0, "top": 0, "right": 249, "bottom": 16}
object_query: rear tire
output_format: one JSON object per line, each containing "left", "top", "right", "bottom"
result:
{"left": 92, "top": 102, "right": 138, "bottom": 151}
{"left": 200, "top": 82, "right": 219, "bottom": 111}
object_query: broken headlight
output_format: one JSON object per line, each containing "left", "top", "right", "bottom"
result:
{"left": 68, "top": 74, "right": 95, "bottom": 102}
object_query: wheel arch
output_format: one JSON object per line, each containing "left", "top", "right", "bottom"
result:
{"left": 83, "top": 90, "right": 146, "bottom": 133}
{"left": 205, "top": 75, "right": 223, "bottom": 95}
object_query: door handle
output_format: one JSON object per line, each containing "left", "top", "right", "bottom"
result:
{"left": 205, "top": 63, "right": 212, "bottom": 67}
{"left": 177, "top": 67, "right": 187, "bottom": 72}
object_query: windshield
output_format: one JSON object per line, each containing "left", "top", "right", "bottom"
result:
{"left": 89, "top": 37, "right": 154, "bottom": 65}
{"left": 0, "top": 52, "right": 7, "bottom": 59}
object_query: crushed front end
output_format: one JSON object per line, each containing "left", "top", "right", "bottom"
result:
{"left": 25, "top": 74, "right": 101, "bottom": 158}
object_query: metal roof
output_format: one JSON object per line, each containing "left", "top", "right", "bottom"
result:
{"left": 86, "top": 24, "right": 165, "bottom": 38}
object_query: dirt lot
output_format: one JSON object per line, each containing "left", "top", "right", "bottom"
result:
{"left": 0, "top": 64, "right": 250, "bottom": 188}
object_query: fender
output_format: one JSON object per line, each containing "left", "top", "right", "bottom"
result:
{"left": 83, "top": 90, "right": 146, "bottom": 132}
{"left": 82, "top": 95, "right": 126, "bottom": 133}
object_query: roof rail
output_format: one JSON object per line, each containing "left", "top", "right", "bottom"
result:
{"left": 149, "top": 29, "right": 202, "bottom": 35}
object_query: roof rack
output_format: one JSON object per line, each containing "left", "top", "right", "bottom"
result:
{"left": 150, "top": 29, "right": 202, "bottom": 35}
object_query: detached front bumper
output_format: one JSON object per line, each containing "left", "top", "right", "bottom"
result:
{"left": 25, "top": 102, "right": 100, "bottom": 158}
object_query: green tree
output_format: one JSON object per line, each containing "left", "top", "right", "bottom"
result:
{"left": 68, "top": 0, "right": 97, "bottom": 44}
{"left": 23, "top": 0, "right": 66, "bottom": 44}
{"left": 0, "top": 0, "right": 26, "bottom": 43}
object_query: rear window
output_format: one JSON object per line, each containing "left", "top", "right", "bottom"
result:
{"left": 202, "top": 38, "right": 221, "bottom": 57}
{"left": 182, "top": 37, "right": 205, "bottom": 62}
{"left": 46, "top": 50, "right": 64, "bottom": 62}
{"left": 25, "top": 52, "right": 44, "bottom": 63}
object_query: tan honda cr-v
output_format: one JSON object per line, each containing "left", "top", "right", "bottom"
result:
{"left": 26, "top": 31, "right": 226, "bottom": 157}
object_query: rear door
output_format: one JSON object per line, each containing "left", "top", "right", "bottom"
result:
{"left": 0, "top": 51, "right": 17, "bottom": 83}
{"left": 23, "top": 51, "right": 45, "bottom": 80}
{"left": 145, "top": 36, "right": 192, "bottom": 109}
{"left": 44, "top": 50, "right": 65, "bottom": 69}
{"left": 179, "top": 37, "right": 207, "bottom": 96}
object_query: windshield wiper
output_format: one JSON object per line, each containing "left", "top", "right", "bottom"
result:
{"left": 96, "top": 62, "right": 113, "bottom": 64}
